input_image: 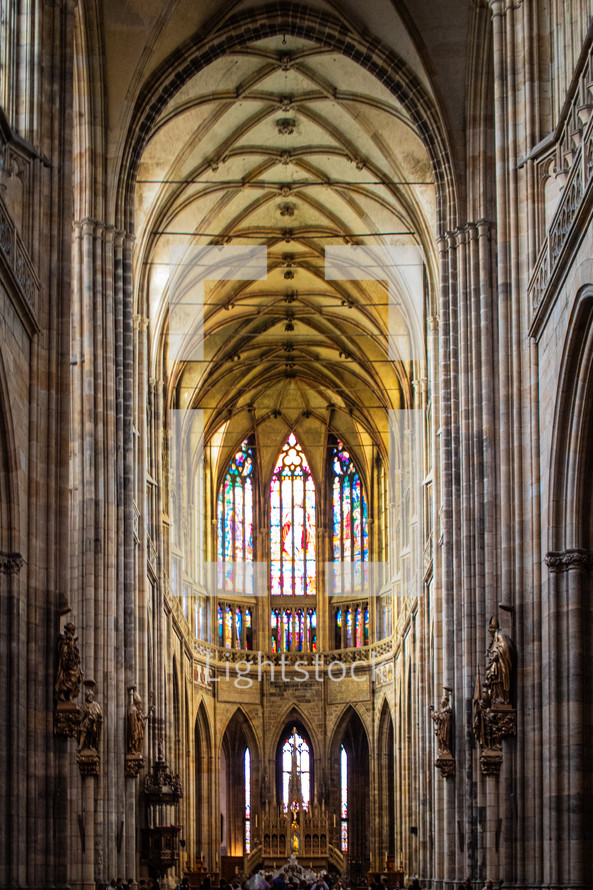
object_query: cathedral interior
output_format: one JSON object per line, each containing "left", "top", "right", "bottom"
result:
{"left": 1, "top": 1, "right": 593, "bottom": 888}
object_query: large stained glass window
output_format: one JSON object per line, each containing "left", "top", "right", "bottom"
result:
{"left": 245, "top": 748, "right": 251, "bottom": 853}
{"left": 331, "top": 440, "right": 368, "bottom": 593}
{"left": 217, "top": 439, "right": 254, "bottom": 593}
{"left": 270, "top": 434, "right": 316, "bottom": 596}
{"left": 282, "top": 727, "right": 311, "bottom": 812}
{"left": 340, "top": 745, "right": 348, "bottom": 852}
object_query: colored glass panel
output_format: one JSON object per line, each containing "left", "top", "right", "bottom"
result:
{"left": 331, "top": 440, "right": 368, "bottom": 593}
{"left": 295, "top": 610, "right": 304, "bottom": 652}
{"left": 341, "top": 745, "right": 348, "bottom": 852}
{"left": 218, "top": 605, "right": 223, "bottom": 647}
{"left": 246, "top": 608, "right": 252, "bottom": 650}
{"left": 224, "top": 605, "right": 232, "bottom": 648}
{"left": 235, "top": 607, "right": 242, "bottom": 648}
{"left": 270, "top": 434, "right": 316, "bottom": 596}
{"left": 307, "top": 609, "right": 317, "bottom": 652}
{"left": 245, "top": 748, "right": 251, "bottom": 854}
{"left": 217, "top": 439, "right": 254, "bottom": 594}
{"left": 346, "top": 608, "right": 353, "bottom": 647}
{"left": 271, "top": 610, "right": 280, "bottom": 653}
{"left": 282, "top": 728, "right": 311, "bottom": 812}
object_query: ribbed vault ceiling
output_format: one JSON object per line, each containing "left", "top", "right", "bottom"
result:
{"left": 134, "top": 33, "right": 436, "bottom": 482}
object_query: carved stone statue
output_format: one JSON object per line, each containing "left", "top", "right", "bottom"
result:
{"left": 78, "top": 689, "right": 103, "bottom": 751}
{"left": 55, "top": 622, "right": 82, "bottom": 702}
{"left": 430, "top": 687, "right": 453, "bottom": 756}
{"left": 127, "top": 689, "right": 148, "bottom": 756}
{"left": 485, "top": 616, "right": 514, "bottom": 705}
{"left": 473, "top": 683, "right": 498, "bottom": 750}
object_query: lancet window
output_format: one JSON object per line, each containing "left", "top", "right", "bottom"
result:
{"left": 281, "top": 727, "right": 311, "bottom": 812}
{"left": 217, "top": 439, "right": 254, "bottom": 594}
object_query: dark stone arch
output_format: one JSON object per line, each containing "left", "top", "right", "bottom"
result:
{"left": 195, "top": 701, "right": 214, "bottom": 867}
{"left": 545, "top": 284, "right": 593, "bottom": 884}
{"left": 378, "top": 699, "right": 395, "bottom": 861}
{"left": 329, "top": 705, "right": 370, "bottom": 876}
{"left": 275, "top": 718, "right": 315, "bottom": 809}
{"left": 220, "top": 708, "right": 261, "bottom": 859}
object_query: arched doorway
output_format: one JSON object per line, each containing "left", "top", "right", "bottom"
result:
{"left": 331, "top": 707, "right": 370, "bottom": 879}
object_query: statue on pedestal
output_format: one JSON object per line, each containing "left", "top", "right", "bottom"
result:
{"left": 126, "top": 687, "right": 149, "bottom": 777}
{"left": 485, "top": 616, "right": 514, "bottom": 705}
{"left": 78, "top": 688, "right": 102, "bottom": 751}
{"left": 76, "top": 684, "right": 102, "bottom": 776}
{"left": 430, "top": 687, "right": 455, "bottom": 777}
{"left": 55, "top": 622, "right": 82, "bottom": 702}
{"left": 54, "top": 621, "right": 83, "bottom": 737}
{"left": 430, "top": 687, "right": 453, "bottom": 756}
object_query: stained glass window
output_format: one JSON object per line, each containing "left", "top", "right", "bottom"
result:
{"left": 218, "top": 603, "right": 249, "bottom": 649}
{"left": 331, "top": 440, "right": 368, "bottom": 593}
{"left": 335, "top": 605, "right": 369, "bottom": 649}
{"left": 271, "top": 609, "right": 281, "bottom": 653}
{"left": 340, "top": 745, "right": 348, "bottom": 852}
{"left": 246, "top": 608, "right": 252, "bottom": 650}
{"left": 282, "top": 728, "right": 311, "bottom": 812}
{"left": 224, "top": 605, "right": 233, "bottom": 648}
{"left": 271, "top": 609, "right": 317, "bottom": 652}
{"left": 245, "top": 748, "right": 251, "bottom": 853}
{"left": 217, "top": 439, "right": 254, "bottom": 594}
{"left": 270, "top": 434, "right": 316, "bottom": 596}
{"left": 307, "top": 609, "right": 317, "bottom": 652}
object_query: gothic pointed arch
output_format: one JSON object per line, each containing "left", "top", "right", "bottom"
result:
{"left": 195, "top": 701, "right": 214, "bottom": 866}
{"left": 0, "top": 349, "right": 19, "bottom": 554}
{"left": 377, "top": 699, "right": 396, "bottom": 861}
{"left": 274, "top": 719, "right": 315, "bottom": 811}
{"left": 220, "top": 708, "right": 260, "bottom": 858}
{"left": 545, "top": 280, "right": 593, "bottom": 880}
{"left": 329, "top": 706, "right": 370, "bottom": 873}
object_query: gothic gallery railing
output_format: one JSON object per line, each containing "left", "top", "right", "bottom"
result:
{"left": 528, "top": 46, "right": 593, "bottom": 318}
{"left": 0, "top": 193, "right": 39, "bottom": 317}
{"left": 192, "top": 637, "right": 395, "bottom": 668}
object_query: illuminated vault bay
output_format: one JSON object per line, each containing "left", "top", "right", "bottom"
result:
{"left": 1, "top": 1, "right": 593, "bottom": 889}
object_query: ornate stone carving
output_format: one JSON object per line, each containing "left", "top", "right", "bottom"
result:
{"left": 0, "top": 550, "right": 24, "bottom": 573}
{"left": 54, "top": 701, "right": 81, "bottom": 738}
{"left": 479, "top": 748, "right": 503, "bottom": 776}
{"left": 435, "top": 754, "right": 456, "bottom": 778}
{"left": 277, "top": 118, "right": 296, "bottom": 136}
{"left": 125, "top": 753, "right": 144, "bottom": 777}
{"left": 55, "top": 622, "right": 82, "bottom": 703}
{"left": 279, "top": 202, "right": 295, "bottom": 217}
{"left": 144, "top": 747, "right": 182, "bottom": 806}
{"left": 545, "top": 548, "right": 593, "bottom": 572}
{"left": 76, "top": 749, "right": 100, "bottom": 776}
